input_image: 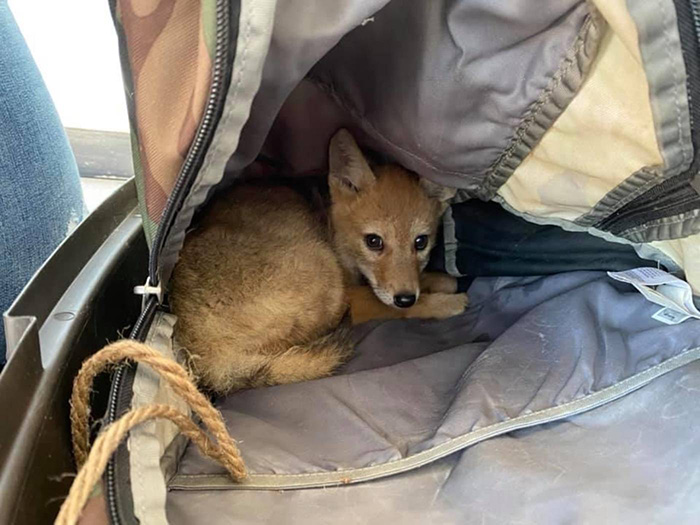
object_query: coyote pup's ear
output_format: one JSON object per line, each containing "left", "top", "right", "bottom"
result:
{"left": 329, "top": 129, "right": 376, "bottom": 196}
{"left": 419, "top": 177, "right": 457, "bottom": 203}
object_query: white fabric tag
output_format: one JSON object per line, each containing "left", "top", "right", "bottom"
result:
{"left": 652, "top": 307, "right": 692, "bottom": 325}
{"left": 608, "top": 267, "right": 700, "bottom": 324}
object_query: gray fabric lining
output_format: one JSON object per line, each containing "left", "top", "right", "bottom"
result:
{"left": 166, "top": 359, "right": 700, "bottom": 524}
{"left": 161, "top": 434, "right": 190, "bottom": 487}
{"left": 218, "top": 0, "right": 391, "bottom": 182}
{"left": 626, "top": 0, "right": 693, "bottom": 177}
{"left": 169, "top": 346, "right": 700, "bottom": 491}
{"left": 300, "top": 4, "right": 600, "bottom": 201}
{"left": 168, "top": 272, "right": 700, "bottom": 491}
{"left": 632, "top": 242, "right": 683, "bottom": 272}
{"left": 475, "top": 11, "right": 605, "bottom": 201}
{"left": 234, "top": 0, "right": 591, "bottom": 192}
{"left": 301, "top": 1, "right": 590, "bottom": 191}
{"left": 574, "top": 166, "right": 662, "bottom": 228}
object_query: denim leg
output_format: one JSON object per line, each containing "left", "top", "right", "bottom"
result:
{"left": 0, "top": 0, "right": 86, "bottom": 365}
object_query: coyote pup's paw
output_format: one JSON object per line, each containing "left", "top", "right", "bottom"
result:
{"left": 414, "top": 292, "right": 468, "bottom": 319}
{"left": 434, "top": 292, "right": 469, "bottom": 318}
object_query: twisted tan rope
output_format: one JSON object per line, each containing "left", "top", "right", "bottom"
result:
{"left": 70, "top": 340, "right": 244, "bottom": 474}
{"left": 55, "top": 404, "right": 244, "bottom": 525}
{"left": 58, "top": 340, "right": 247, "bottom": 525}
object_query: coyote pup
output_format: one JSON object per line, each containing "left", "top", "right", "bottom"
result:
{"left": 171, "top": 130, "right": 467, "bottom": 393}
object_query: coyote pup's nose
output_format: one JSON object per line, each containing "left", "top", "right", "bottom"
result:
{"left": 394, "top": 294, "right": 417, "bottom": 308}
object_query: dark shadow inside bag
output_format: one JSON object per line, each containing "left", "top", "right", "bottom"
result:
{"left": 429, "top": 200, "right": 659, "bottom": 279}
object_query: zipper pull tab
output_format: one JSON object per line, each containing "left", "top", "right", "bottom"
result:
{"left": 134, "top": 278, "right": 163, "bottom": 309}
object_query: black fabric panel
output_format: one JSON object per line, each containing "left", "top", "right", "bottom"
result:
{"left": 432, "top": 200, "right": 657, "bottom": 277}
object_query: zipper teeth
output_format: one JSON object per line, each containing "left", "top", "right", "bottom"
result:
{"left": 607, "top": 190, "right": 698, "bottom": 226}
{"left": 105, "top": 366, "right": 122, "bottom": 524}
{"left": 106, "top": 0, "right": 229, "bottom": 520}
{"left": 105, "top": 298, "right": 157, "bottom": 525}
{"left": 600, "top": 184, "right": 700, "bottom": 232}
{"left": 148, "top": 1, "right": 228, "bottom": 287}
{"left": 690, "top": 0, "right": 700, "bottom": 132}
{"left": 690, "top": 0, "right": 700, "bottom": 39}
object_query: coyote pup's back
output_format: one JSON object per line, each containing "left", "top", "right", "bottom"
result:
{"left": 171, "top": 183, "right": 350, "bottom": 393}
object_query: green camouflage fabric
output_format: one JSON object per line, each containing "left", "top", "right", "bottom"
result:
{"left": 112, "top": 0, "right": 218, "bottom": 245}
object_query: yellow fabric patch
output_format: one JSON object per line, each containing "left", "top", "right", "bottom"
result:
{"left": 499, "top": 7, "right": 663, "bottom": 220}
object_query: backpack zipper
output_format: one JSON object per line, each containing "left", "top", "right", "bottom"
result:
{"left": 104, "top": 0, "right": 232, "bottom": 521}
{"left": 104, "top": 298, "right": 157, "bottom": 525}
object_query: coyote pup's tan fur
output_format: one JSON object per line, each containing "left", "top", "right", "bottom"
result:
{"left": 171, "top": 130, "right": 467, "bottom": 393}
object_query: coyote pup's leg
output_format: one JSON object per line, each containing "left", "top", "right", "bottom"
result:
{"left": 347, "top": 286, "right": 468, "bottom": 325}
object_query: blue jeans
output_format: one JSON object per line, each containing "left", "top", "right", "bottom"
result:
{"left": 0, "top": 1, "right": 86, "bottom": 365}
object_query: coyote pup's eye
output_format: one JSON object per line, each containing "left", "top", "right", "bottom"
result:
{"left": 414, "top": 235, "right": 429, "bottom": 251}
{"left": 365, "top": 234, "right": 384, "bottom": 251}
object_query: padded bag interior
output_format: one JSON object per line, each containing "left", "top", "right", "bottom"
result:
{"left": 165, "top": 272, "right": 700, "bottom": 521}
{"left": 256, "top": 0, "right": 592, "bottom": 188}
